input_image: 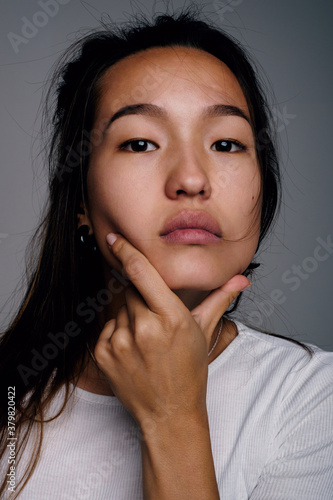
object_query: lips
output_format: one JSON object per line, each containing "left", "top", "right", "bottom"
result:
{"left": 160, "top": 210, "right": 222, "bottom": 244}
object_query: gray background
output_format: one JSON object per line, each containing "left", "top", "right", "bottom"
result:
{"left": 1, "top": 0, "right": 332, "bottom": 349}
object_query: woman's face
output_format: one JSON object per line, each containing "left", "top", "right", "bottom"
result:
{"left": 85, "top": 46, "right": 261, "bottom": 291}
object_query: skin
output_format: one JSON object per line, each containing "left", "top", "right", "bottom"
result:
{"left": 77, "top": 46, "right": 261, "bottom": 499}
{"left": 85, "top": 46, "right": 260, "bottom": 295}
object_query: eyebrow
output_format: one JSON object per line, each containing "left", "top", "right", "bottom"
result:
{"left": 104, "top": 102, "right": 250, "bottom": 132}
{"left": 205, "top": 104, "right": 250, "bottom": 124}
{"left": 105, "top": 104, "right": 165, "bottom": 130}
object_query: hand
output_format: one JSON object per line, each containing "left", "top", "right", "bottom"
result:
{"left": 94, "top": 233, "right": 250, "bottom": 431}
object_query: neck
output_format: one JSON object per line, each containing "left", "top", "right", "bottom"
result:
{"left": 173, "top": 289, "right": 211, "bottom": 310}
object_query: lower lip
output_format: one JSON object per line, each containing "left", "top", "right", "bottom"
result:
{"left": 160, "top": 229, "right": 221, "bottom": 244}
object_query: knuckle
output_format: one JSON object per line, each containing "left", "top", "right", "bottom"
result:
{"left": 134, "top": 316, "right": 149, "bottom": 334}
{"left": 112, "top": 238, "right": 126, "bottom": 255}
{"left": 111, "top": 330, "right": 131, "bottom": 355}
{"left": 124, "top": 255, "right": 146, "bottom": 280}
{"left": 135, "top": 322, "right": 152, "bottom": 344}
{"left": 135, "top": 320, "right": 163, "bottom": 350}
{"left": 164, "top": 309, "right": 185, "bottom": 332}
{"left": 94, "top": 342, "right": 109, "bottom": 366}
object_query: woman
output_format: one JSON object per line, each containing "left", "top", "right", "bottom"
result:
{"left": 1, "top": 10, "right": 332, "bottom": 499}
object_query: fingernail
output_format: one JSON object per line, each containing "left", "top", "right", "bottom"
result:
{"left": 106, "top": 233, "right": 118, "bottom": 247}
{"left": 241, "top": 281, "right": 252, "bottom": 291}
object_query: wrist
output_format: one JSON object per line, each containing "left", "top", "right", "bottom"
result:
{"left": 139, "top": 405, "right": 209, "bottom": 443}
{"left": 140, "top": 408, "right": 211, "bottom": 460}
{"left": 140, "top": 409, "right": 219, "bottom": 500}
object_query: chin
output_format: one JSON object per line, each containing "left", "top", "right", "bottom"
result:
{"left": 157, "top": 256, "right": 251, "bottom": 293}
{"left": 161, "top": 271, "right": 228, "bottom": 292}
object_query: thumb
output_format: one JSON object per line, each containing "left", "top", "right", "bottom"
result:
{"left": 191, "top": 275, "right": 251, "bottom": 342}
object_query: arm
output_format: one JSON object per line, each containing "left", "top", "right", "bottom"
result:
{"left": 94, "top": 233, "right": 249, "bottom": 499}
{"left": 141, "top": 411, "right": 219, "bottom": 500}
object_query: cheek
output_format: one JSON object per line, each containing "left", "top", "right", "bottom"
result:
{"left": 216, "top": 164, "right": 261, "bottom": 238}
{"left": 86, "top": 163, "right": 160, "bottom": 246}
{"left": 85, "top": 168, "right": 141, "bottom": 274}
{"left": 87, "top": 169, "right": 133, "bottom": 230}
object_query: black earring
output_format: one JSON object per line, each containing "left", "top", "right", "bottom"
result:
{"left": 77, "top": 225, "right": 97, "bottom": 254}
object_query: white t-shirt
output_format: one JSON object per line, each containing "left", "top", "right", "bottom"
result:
{"left": 3, "top": 322, "right": 333, "bottom": 499}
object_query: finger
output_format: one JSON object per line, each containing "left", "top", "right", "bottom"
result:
{"left": 116, "top": 304, "right": 130, "bottom": 329}
{"left": 94, "top": 318, "right": 116, "bottom": 363}
{"left": 95, "top": 316, "right": 135, "bottom": 361}
{"left": 97, "top": 318, "right": 117, "bottom": 342}
{"left": 125, "top": 287, "right": 150, "bottom": 327}
{"left": 191, "top": 275, "right": 251, "bottom": 341}
{"left": 106, "top": 233, "right": 180, "bottom": 315}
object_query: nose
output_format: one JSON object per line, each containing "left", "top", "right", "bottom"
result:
{"left": 164, "top": 146, "right": 212, "bottom": 200}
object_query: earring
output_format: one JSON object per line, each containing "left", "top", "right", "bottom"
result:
{"left": 77, "top": 225, "right": 97, "bottom": 254}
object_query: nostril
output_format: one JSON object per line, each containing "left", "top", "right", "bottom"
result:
{"left": 176, "top": 188, "right": 206, "bottom": 196}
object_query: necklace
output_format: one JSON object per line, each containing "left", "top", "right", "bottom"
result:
{"left": 208, "top": 318, "right": 223, "bottom": 357}
{"left": 86, "top": 343, "right": 97, "bottom": 364}
{"left": 87, "top": 317, "right": 223, "bottom": 362}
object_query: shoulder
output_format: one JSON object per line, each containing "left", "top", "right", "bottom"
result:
{"left": 227, "top": 324, "right": 333, "bottom": 499}
{"left": 210, "top": 320, "right": 333, "bottom": 401}
{"left": 233, "top": 321, "right": 333, "bottom": 417}
{"left": 235, "top": 320, "right": 333, "bottom": 369}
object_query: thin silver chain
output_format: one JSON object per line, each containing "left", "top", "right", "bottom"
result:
{"left": 208, "top": 318, "right": 223, "bottom": 357}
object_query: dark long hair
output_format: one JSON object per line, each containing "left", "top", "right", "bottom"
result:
{"left": 0, "top": 10, "right": 281, "bottom": 497}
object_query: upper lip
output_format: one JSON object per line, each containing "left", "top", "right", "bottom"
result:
{"left": 160, "top": 210, "right": 222, "bottom": 237}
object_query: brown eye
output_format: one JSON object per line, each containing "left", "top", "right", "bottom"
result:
{"left": 212, "top": 140, "right": 245, "bottom": 152}
{"left": 119, "top": 139, "right": 158, "bottom": 152}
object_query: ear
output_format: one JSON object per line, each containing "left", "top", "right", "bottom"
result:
{"left": 77, "top": 203, "right": 93, "bottom": 235}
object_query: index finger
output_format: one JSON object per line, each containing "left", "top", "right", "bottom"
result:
{"left": 106, "top": 233, "right": 180, "bottom": 315}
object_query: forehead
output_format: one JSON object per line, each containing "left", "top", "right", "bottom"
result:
{"left": 97, "top": 46, "right": 249, "bottom": 113}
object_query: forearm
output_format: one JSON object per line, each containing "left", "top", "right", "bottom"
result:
{"left": 140, "top": 411, "right": 220, "bottom": 500}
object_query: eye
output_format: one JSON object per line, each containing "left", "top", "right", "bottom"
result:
{"left": 211, "top": 140, "right": 246, "bottom": 153}
{"left": 119, "top": 139, "right": 158, "bottom": 153}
